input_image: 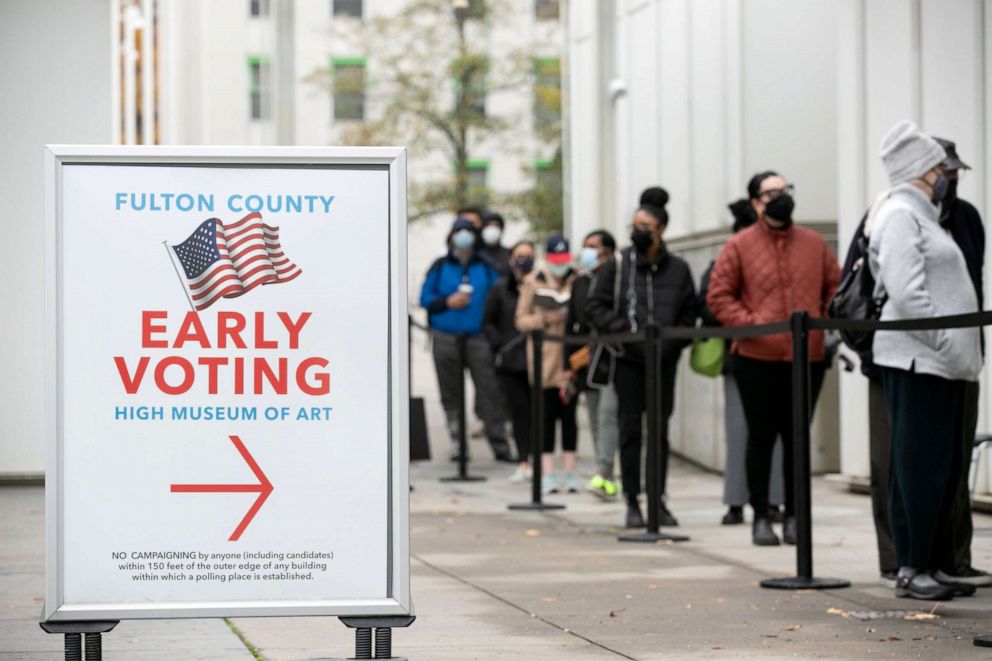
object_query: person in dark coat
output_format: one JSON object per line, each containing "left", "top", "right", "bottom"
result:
{"left": 480, "top": 211, "right": 512, "bottom": 277}
{"left": 585, "top": 201, "right": 697, "bottom": 529}
{"left": 484, "top": 240, "right": 536, "bottom": 482}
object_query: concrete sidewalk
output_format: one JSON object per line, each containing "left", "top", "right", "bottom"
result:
{"left": 4, "top": 460, "right": 992, "bottom": 660}
{"left": 4, "top": 337, "right": 992, "bottom": 659}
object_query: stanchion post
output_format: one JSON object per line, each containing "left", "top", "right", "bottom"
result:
{"left": 509, "top": 330, "right": 564, "bottom": 511}
{"left": 619, "top": 321, "right": 687, "bottom": 543}
{"left": 761, "top": 311, "right": 849, "bottom": 590}
{"left": 441, "top": 333, "right": 486, "bottom": 483}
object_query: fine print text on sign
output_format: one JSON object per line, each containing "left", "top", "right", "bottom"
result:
{"left": 44, "top": 146, "right": 409, "bottom": 621}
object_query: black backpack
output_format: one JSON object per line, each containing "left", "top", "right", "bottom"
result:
{"left": 828, "top": 225, "right": 886, "bottom": 352}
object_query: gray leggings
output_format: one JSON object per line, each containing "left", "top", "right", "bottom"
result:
{"left": 431, "top": 331, "right": 507, "bottom": 446}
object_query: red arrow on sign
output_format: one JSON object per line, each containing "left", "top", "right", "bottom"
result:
{"left": 170, "top": 435, "right": 274, "bottom": 541}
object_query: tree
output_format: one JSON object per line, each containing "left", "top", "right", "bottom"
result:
{"left": 307, "top": 0, "right": 562, "bottom": 231}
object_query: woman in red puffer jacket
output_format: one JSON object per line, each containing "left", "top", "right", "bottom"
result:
{"left": 707, "top": 171, "right": 841, "bottom": 548}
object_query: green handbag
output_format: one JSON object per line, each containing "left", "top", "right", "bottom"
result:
{"left": 690, "top": 337, "right": 724, "bottom": 378}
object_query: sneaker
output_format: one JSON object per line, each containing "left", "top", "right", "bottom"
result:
{"left": 895, "top": 570, "right": 955, "bottom": 601}
{"left": 490, "top": 438, "right": 516, "bottom": 463}
{"left": 752, "top": 518, "right": 780, "bottom": 546}
{"left": 541, "top": 474, "right": 560, "bottom": 495}
{"left": 602, "top": 479, "right": 619, "bottom": 499}
{"left": 935, "top": 566, "right": 992, "bottom": 587}
{"left": 562, "top": 473, "right": 580, "bottom": 493}
{"left": 658, "top": 502, "right": 679, "bottom": 527}
{"left": 721, "top": 506, "right": 744, "bottom": 526}
{"left": 587, "top": 475, "right": 606, "bottom": 493}
{"left": 933, "top": 574, "right": 978, "bottom": 597}
{"left": 880, "top": 570, "right": 898, "bottom": 589}
{"left": 507, "top": 465, "right": 531, "bottom": 484}
{"left": 769, "top": 505, "right": 785, "bottom": 524}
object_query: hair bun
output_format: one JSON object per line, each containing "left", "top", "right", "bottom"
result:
{"left": 639, "top": 186, "right": 669, "bottom": 209}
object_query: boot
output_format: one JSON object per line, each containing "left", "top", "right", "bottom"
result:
{"left": 625, "top": 498, "right": 644, "bottom": 528}
{"left": 658, "top": 501, "right": 679, "bottom": 527}
{"left": 782, "top": 517, "right": 797, "bottom": 545}
{"left": 721, "top": 506, "right": 744, "bottom": 525}
{"left": 752, "top": 518, "right": 780, "bottom": 546}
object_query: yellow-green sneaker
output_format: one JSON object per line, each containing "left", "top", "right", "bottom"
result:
{"left": 587, "top": 475, "right": 606, "bottom": 493}
{"left": 602, "top": 479, "right": 619, "bottom": 499}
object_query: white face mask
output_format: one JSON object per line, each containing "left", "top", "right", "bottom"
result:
{"left": 481, "top": 225, "right": 502, "bottom": 246}
{"left": 548, "top": 263, "right": 571, "bottom": 279}
{"left": 579, "top": 247, "right": 600, "bottom": 271}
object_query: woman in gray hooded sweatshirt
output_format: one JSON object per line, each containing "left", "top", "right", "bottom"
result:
{"left": 869, "top": 120, "right": 982, "bottom": 601}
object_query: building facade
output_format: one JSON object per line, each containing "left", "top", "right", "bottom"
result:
{"left": 564, "top": 0, "right": 992, "bottom": 495}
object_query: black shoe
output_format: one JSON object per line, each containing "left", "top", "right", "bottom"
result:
{"left": 880, "top": 570, "right": 898, "bottom": 589}
{"left": 769, "top": 506, "right": 784, "bottom": 524}
{"left": 933, "top": 575, "right": 978, "bottom": 597}
{"left": 935, "top": 566, "right": 992, "bottom": 587}
{"left": 721, "top": 506, "right": 744, "bottom": 525}
{"left": 782, "top": 517, "right": 797, "bottom": 545}
{"left": 658, "top": 502, "right": 679, "bottom": 527}
{"left": 490, "top": 438, "right": 516, "bottom": 463}
{"left": 625, "top": 500, "right": 644, "bottom": 528}
{"left": 752, "top": 518, "right": 780, "bottom": 546}
{"left": 895, "top": 571, "right": 956, "bottom": 601}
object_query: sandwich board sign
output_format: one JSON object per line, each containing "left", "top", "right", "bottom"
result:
{"left": 42, "top": 146, "right": 410, "bottom": 621}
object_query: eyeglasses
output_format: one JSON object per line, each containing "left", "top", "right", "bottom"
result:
{"left": 757, "top": 184, "right": 796, "bottom": 201}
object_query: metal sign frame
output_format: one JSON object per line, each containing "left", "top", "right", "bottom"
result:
{"left": 42, "top": 145, "right": 410, "bottom": 621}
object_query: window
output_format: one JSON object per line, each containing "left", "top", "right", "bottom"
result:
{"left": 333, "top": 57, "right": 366, "bottom": 121}
{"left": 535, "top": 0, "right": 559, "bottom": 20}
{"left": 333, "top": 0, "right": 362, "bottom": 18}
{"left": 454, "top": 57, "right": 487, "bottom": 117}
{"left": 535, "top": 159, "right": 560, "bottom": 191}
{"left": 467, "top": 160, "right": 489, "bottom": 205}
{"left": 534, "top": 58, "right": 560, "bottom": 130}
{"left": 248, "top": 57, "right": 272, "bottom": 121}
{"left": 467, "top": 0, "right": 485, "bottom": 19}
{"left": 249, "top": 0, "right": 270, "bottom": 17}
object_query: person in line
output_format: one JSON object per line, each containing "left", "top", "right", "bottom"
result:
{"left": 699, "top": 201, "right": 785, "bottom": 526}
{"left": 419, "top": 217, "right": 513, "bottom": 463}
{"left": 516, "top": 234, "right": 580, "bottom": 494}
{"left": 844, "top": 137, "right": 991, "bottom": 589}
{"left": 566, "top": 230, "right": 621, "bottom": 500}
{"left": 480, "top": 211, "right": 511, "bottom": 277}
{"left": 869, "top": 121, "right": 982, "bottom": 601}
{"left": 456, "top": 206, "right": 484, "bottom": 229}
{"left": 586, "top": 201, "right": 697, "bottom": 528}
{"left": 484, "top": 240, "right": 537, "bottom": 483}
{"left": 707, "top": 171, "right": 840, "bottom": 547}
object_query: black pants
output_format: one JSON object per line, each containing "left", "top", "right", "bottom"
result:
{"left": 499, "top": 371, "right": 531, "bottom": 461}
{"left": 951, "top": 381, "right": 980, "bottom": 567}
{"left": 880, "top": 366, "right": 965, "bottom": 570}
{"left": 613, "top": 359, "right": 678, "bottom": 499}
{"left": 868, "top": 377, "right": 897, "bottom": 573}
{"left": 542, "top": 388, "right": 577, "bottom": 453}
{"left": 734, "top": 356, "right": 826, "bottom": 519}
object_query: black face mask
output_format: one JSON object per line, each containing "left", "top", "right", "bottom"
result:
{"left": 631, "top": 229, "right": 654, "bottom": 253}
{"left": 764, "top": 194, "right": 795, "bottom": 228}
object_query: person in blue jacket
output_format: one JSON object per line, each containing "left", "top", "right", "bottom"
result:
{"left": 420, "top": 217, "right": 513, "bottom": 462}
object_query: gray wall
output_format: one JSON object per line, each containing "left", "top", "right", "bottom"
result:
{"left": 0, "top": 0, "right": 112, "bottom": 476}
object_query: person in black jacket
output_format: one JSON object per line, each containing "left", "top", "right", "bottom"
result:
{"left": 480, "top": 211, "right": 512, "bottom": 277}
{"left": 585, "top": 202, "right": 697, "bottom": 528}
{"left": 484, "top": 241, "right": 536, "bottom": 482}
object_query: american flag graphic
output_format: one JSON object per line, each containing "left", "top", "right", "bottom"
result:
{"left": 167, "top": 212, "right": 302, "bottom": 311}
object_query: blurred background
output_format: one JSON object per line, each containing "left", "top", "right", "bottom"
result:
{"left": 4, "top": 0, "right": 992, "bottom": 506}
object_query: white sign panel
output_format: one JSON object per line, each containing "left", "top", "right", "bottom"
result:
{"left": 43, "top": 146, "right": 410, "bottom": 621}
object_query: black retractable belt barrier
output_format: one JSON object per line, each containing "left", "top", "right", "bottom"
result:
{"left": 619, "top": 322, "right": 689, "bottom": 543}
{"left": 440, "top": 333, "right": 486, "bottom": 483}
{"left": 760, "top": 311, "right": 849, "bottom": 590}
{"left": 510, "top": 330, "right": 564, "bottom": 511}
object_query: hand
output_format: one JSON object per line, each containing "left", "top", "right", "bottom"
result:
{"left": 446, "top": 292, "right": 471, "bottom": 309}
{"left": 557, "top": 370, "right": 574, "bottom": 388}
{"left": 545, "top": 308, "right": 565, "bottom": 325}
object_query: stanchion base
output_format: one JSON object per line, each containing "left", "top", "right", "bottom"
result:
{"left": 305, "top": 657, "right": 408, "bottom": 661}
{"left": 974, "top": 634, "right": 992, "bottom": 648}
{"left": 760, "top": 576, "right": 851, "bottom": 590}
{"left": 617, "top": 531, "right": 689, "bottom": 543}
{"left": 508, "top": 502, "right": 565, "bottom": 511}
{"left": 439, "top": 475, "right": 487, "bottom": 483}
